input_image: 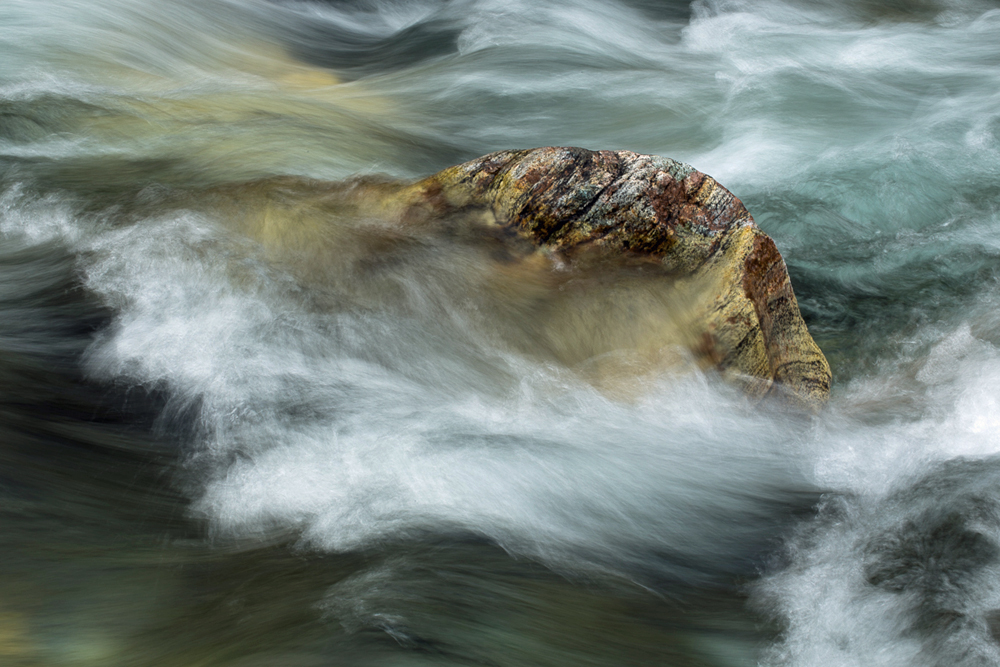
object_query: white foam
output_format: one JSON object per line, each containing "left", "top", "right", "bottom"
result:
{"left": 56, "top": 204, "right": 811, "bottom": 584}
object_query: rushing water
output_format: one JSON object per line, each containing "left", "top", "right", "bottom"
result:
{"left": 2, "top": 0, "right": 1000, "bottom": 665}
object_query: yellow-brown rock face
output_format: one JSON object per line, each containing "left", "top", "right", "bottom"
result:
{"left": 393, "top": 147, "right": 831, "bottom": 409}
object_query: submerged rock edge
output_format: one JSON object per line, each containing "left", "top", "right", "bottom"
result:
{"left": 397, "top": 146, "right": 832, "bottom": 409}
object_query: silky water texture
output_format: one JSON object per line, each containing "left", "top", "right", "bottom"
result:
{"left": 2, "top": 0, "right": 1000, "bottom": 665}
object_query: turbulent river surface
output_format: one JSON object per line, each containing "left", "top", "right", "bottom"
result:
{"left": 3, "top": 0, "right": 1000, "bottom": 665}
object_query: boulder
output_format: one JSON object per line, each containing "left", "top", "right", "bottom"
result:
{"left": 390, "top": 147, "right": 831, "bottom": 409}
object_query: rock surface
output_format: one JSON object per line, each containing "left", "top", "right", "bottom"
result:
{"left": 391, "top": 146, "right": 831, "bottom": 409}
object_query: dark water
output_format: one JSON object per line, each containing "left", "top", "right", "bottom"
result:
{"left": 3, "top": 0, "right": 1000, "bottom": 665}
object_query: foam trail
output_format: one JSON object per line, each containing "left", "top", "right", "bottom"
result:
{"left": 66, "top": 203, "right": 813, "bottom": 588}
